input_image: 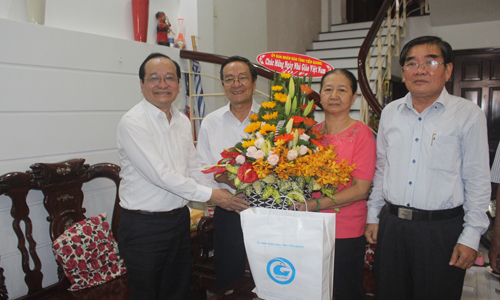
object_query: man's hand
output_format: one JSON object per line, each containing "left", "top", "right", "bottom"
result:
{"left": 210, "top": 189, "right": 249, "bottom": 213}
{"left": 449, "top": 243, "right": 477, "bottom": 269}
{"left": 364, "top": 223, "right": 379, "bottom": 244}
{"left": 214, "top": 173, "right": 237, "bottom": 190}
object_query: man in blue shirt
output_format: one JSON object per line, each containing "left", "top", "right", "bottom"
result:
{"left": 365, "top": 36, "right": 491, "bottom": 300}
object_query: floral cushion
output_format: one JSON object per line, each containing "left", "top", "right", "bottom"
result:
{"left": 52, "top": 213, "right": 127, "bottom": 291}
{"left": 364, "top": 242, "right": 376, "bottom": 270}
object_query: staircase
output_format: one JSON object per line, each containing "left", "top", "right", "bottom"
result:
{"left": 306, "top": 21, "right": 393, "bottom": 122}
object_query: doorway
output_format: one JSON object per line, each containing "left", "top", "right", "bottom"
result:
{"left": 451, "top": 48, "right": 500, "bottom": 165}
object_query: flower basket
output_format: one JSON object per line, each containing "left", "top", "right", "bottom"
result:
{"left": 203, "top": 72, "right": 354, "bottom": 210}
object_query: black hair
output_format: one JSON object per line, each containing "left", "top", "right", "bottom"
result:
{"left": 219, "top": 56, "right": 257, "bottom": 82}
{"left": 139, "top": 52, "right": 181, "bottom": 83}
{"left": 320, "top": 69, "right": 357, "bottom": 94}
{"left": 399, "top": 36, "right": 453, "bottom": 67}
{"left": 155, "top": 11, "right": 165, "bottom": 19}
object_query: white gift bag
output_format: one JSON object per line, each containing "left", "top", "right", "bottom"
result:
{"left": 240, "top": 205, "right": 336, "bottom": 300}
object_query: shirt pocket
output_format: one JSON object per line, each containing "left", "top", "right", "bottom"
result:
{"left": 428, "top": 135, "right": 461, "bottom": 173}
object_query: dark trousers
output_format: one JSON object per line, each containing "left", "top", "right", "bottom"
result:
{"left": 334, "top": 235, "right": 367, "bottom": 300}
{"left": 374, "top": 205, "right": 466, "bottom": 300}
{"left": 213, "top": 206, "right": 247, "bottom": 291}
{"left": 117, "top": 207, "right": 191, "bottom": 300}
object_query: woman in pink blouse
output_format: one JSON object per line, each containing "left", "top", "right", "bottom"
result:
{"left": 296, "top": 69, "right": 376, "bottom": 300}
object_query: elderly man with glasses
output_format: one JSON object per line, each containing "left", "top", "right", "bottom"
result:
{"left": 196, "top": 56, "right": 260, "bottom": 291}
{"left": 364, "top": 36, "right": 491, "bottom": 300}
{"left": 116, "top": 53, "right": 248, "bottom": 300}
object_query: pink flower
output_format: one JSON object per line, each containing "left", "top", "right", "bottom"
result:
{"left": 82, "top": 226, "right": 92, "bottom": 236}
{"left": 71, "top": 235, "right": 82, "bottom": 243}
{"left": 299, "top": 133, "right": 310, "bottom": 141}
{"left": 75, "top": 245, "right": 84, "bottom": 256}
{"left": 299, "top": 145, "right": 309, "bottom": 156}
{"left": 97, "top": 231, "right": 105, "bottom": 240}
{"left": 66, "top": 258, "right": 77, "bottom": 270}
{"left": 246, "top": 146, "right": 257, "bottom": 158}
{"left": 78, "top": 260, "right": 87, "bottom": 270}
{"left": 62, "top": 245, "right": 73, "bottom": 256}
{"left": 267, "top": 154, "right": 280, "bottom": 166}
{"left": 235, "top": 155, "right": 246, "bottom": 164}
{"left": 90, "top": 216, "right": 101, "bottom": 225}
{"left": 287, "top": 150, "right": 298, "bottom": 161}
{"left": 254, "top": 138, "right": 265, "bottom": 149}
{"left": 102, "top": 222, "right": 110, "bottom": 231}
{"left": 93, "top": 273, "right": 103, "bottom": 282}
{"left": 254, "top": 150, "right": 265, "bottom": 160}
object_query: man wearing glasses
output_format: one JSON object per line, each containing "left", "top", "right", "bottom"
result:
{"left": 365, "top": 36, "right": 490, "bottom": 299}
{"left": 196, "top": 56, "right": 260, "bottom": 291}
{"left": 116, "top": 53, "right": 248, "bottom": 300}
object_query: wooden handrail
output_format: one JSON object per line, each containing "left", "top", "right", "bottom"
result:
{"left": 357, "top": 0, "right": 395, "bottom": 116}
{"left": 180, "top": 49, "right": 321, "bottom": 106}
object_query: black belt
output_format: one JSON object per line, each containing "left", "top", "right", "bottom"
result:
{"left": 386, "top": 202, "right": 463, "bottom": 221}
{"left": 123, "top": 206, "right": 185, "bottom": 216}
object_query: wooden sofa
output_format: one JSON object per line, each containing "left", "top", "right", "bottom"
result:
{"left": 0, "top": 159, "right": 127, "bottom": 300}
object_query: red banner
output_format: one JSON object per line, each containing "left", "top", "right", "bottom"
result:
{"left": 256, "top": 52, "right": 333, "bottom": 78}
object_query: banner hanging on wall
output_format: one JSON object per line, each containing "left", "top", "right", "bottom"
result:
{"left": 256, "top": 52, "right": 333, "bottom": 77}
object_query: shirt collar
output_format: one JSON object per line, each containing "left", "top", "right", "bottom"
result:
{"left": 142, "top": 98, "right": 179, "bottom": 122}
{"left": 218, "top": 99, "right": 260, "bottom": 118}
{"left": 400, "top": 87, "right": 448, "bottom": 111}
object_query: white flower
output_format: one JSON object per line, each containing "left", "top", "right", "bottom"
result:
{"left": 287, "top": 149, "right": 298, "bottom": 161}
{"left": 267, "top": 154, "right": 280, "bottom": 166}
{"left": 246, "top": 146, "right": 258, "bottom": 158}
{"left": 299, "top": 133, "right": 310, "bottom": 141}
{"left": 299, "top": 145, "right": 309, "bottom": 156}
{"left": 235, "top": 155, "right": 246, "bottom": 164}
{"left": 254, "top": 138, "right": 265, "bottom": 149}
{"left": 254, "top": 150, "right": 265, "bottom": 160}
{"left": 241, "top": 132, "right": 250, "bottom": 139}
{"left": 256, "top": 132, "right": 264, "bottom": 139}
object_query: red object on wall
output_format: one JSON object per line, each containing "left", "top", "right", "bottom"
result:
{"left": 132, "top": 0, "right": 149, "bottom": 42}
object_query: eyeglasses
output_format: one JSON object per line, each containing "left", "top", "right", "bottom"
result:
{"left": 403, "top": 61, "right": 445, "bottom": 72}
{"left": 146, "top": 75, "right": 178, "bottom": 85}
{"left": 222, "top": 76, "right": 251, "bottom": 86}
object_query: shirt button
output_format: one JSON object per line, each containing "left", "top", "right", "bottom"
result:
{"left": 412, "top": 159, "right": 416, "bottom": 163}
{"left": 415, "top": 138, "right": 419, "bottom": 142}
{"left": 407, "top": 203, "right": 410, "bottom": 207}
{"left": 418, "top": 117, "right": 422, "bottom": 121}
{"left": 409, "top": 181, "right": 412, "bottom": 185}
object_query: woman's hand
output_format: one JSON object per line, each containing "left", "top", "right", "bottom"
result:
{"left": 294, "top": 200, "right": 317, "bottom": 211}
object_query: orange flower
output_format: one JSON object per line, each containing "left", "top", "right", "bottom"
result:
{"left": 281, "top": 73, "right": 291, "bottom": 79}
{"left": 261, "top": 101, "right": 277, "bottom": 109}
{"left": 310, "top": 139, "right": 323, "bottom": 150}
{"left": 290, "top": 116, "right": 304, "bottom": 126}
{"left": 293, "top": 128, "right": 306, "bottom": 136}
{"left": 262, "top": 111, "right": 278, "bottom": 121}
{"left": 309, "top": 127, "right": 323, "bottom": 139}
{"left": 303, "top": 117, "right": 317, "bottom": 127}
{"left": 300, "top": 84, "right": 314, "bottom": 95}
{"left": 275, "top": 133, "right": 294, "bottom": 143}
{"left": 300, "top": 104, "right": 317, "bottom": 112}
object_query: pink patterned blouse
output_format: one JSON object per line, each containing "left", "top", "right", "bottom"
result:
{"left": 313, "top": 121, "right": 376, "bottom": 239}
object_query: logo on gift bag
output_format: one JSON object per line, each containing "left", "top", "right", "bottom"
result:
{"left": 267, "top": 257, "right": 296, "bottom": 285}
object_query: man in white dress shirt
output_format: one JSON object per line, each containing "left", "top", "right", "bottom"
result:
{"left": 196, "top": 56, "right": 260, "bottom": 291}
{"left": 116, "top": 53, "right": 249, "bottom": 300}
{"left": 364, "top": 36, "right": 491, "bottom": 300}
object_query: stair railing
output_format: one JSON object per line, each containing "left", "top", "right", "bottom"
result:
{"left": 357, "top": 0, "right": 408, "bottom": 125}
{"left": 179, "top": 50, "right": 321, "bottom": 141}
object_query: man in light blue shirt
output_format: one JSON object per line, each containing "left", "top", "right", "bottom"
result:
{"left": 365, "top": 36, "right": 490, "bottom": 300}
{"left": 487, "top": 144, "right": 500, "bottom": 272}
